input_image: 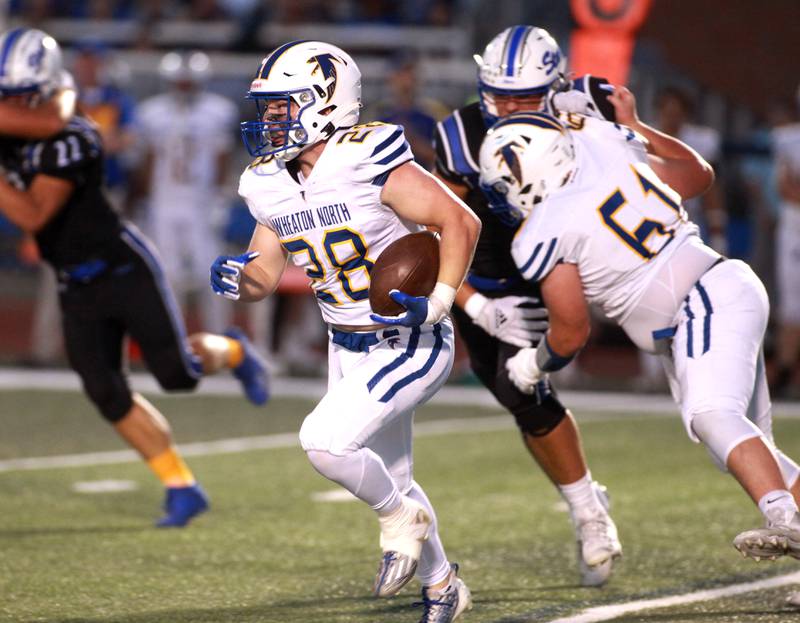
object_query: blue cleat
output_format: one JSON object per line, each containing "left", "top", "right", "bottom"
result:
{"left": 225, "top": 327, "right": 270, "bottom": 406}
{"left": 156, "top": 484, "right": 210, "bottom": 528}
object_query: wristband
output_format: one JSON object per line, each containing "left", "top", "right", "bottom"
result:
{"left": 535, "top": 335, "right": 575, "bottom": 372}
{"left": 463, "top": 291, "right": 489, "bottom": 320}
{"left": 430, "top": 282, "right": 457, "bottom": 313}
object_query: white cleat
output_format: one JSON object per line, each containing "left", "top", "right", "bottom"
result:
{"left": 579, "top": 551, "right": 615, "bottom": 588}
{"left": 733, "top": 510, "right": 800, "bottom": 562}
{"left": 416, "top": 564, "right": 472, "bottom": 623}
{"left": 373, "top": 497, "right": 431, "bottom": 598}
{"left": 575, "top": 484, "right": 622, "bottom": 587}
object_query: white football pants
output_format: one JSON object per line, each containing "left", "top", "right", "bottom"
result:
{"left": 300, "top": 320, "right": 455, "bottom": 585}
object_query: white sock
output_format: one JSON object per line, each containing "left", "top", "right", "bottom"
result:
{"left": 758, "top": 489, "right": 798, "bottom": 524}
{"left": 407, "top": 481, "right": 450, "bottom": 586}
{"left": 558, "top": 472, "right": 603, "bottom": 521}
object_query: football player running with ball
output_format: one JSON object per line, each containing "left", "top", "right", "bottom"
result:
{"left": 433, "top": 25, "right": 622, "bottom": 586}
{"left": 210, "top": 41, "right": 480, "bottom": 622}
{"left": 0, "top": 28, "right": 269, "bottom": 528}
{"left": 479, "top": 85, "right": 800, "bottom": 562}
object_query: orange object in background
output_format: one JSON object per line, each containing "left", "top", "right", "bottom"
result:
{"left": 569, "top": 0, "right": 653, "bottom": 86}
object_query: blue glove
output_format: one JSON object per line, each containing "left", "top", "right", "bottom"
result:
{"left": 370, "top": 286, "right": 454, "bottom": 327}
{"left": 210, "top": 251, "right": 260, "bottom": 301}
{"left": 370, "top": 290, "right": 429, "bottom": 327}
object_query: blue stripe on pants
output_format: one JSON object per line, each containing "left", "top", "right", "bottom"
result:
{"left": 378, "top": 324, "right": 444, "bottom": 403}
{"left": 684, "top": 295, "right": 695, "bottom": 359}
{"left": 695, "top": 282, "right": 714, "bottom": 354}
{"left": 367, "top": 327, "right": 421, "bottom": 392}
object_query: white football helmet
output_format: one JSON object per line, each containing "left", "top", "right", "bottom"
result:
{"left": 241, "top": 40, "right": 362, "bottom": 160}
{"left": 0, "top": 28, "right": 65, "bottom": 100}
{"left": 475, "top": 26, "right": 567, "bottom": 124}
{"left": 479, "top": 112, "right": 576, "bottom": 226}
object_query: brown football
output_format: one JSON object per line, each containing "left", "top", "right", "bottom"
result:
{"left": 369, "top": 230, "right": 440, "bottom": 316}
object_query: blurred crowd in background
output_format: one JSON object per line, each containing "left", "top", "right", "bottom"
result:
{"left": 1, "top": 0, "right": 799, "bottom": 397}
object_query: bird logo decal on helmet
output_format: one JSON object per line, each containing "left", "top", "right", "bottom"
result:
{"left": 307, "top": 53, "right": 344, "bottom": 103}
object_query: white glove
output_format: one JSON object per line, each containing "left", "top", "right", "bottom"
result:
{"left": 550, "top": 90, "right": 601, "bottom": 118}
{"left": 505, "top": 347, "right": 544, "bottom": 394}
{"left": 464, "top": 293, "right": 549, "bottom": 348}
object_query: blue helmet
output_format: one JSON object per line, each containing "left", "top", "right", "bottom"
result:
{"left": 0, "top": 28, "right": 67, "bottom": 99}
{"left": 474, "top": 26, "right": 567, "bottom": 126}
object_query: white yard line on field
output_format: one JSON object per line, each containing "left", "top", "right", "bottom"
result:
{"left": 2, "top": 368, "right": 800, "bottom": 474}
{"left": 0, "top": 415, "right": 519, "bottom": 473}
{"left": 543, "top": 570, "right": 800, "bottom": 623}
{"left": 4, "top": 367, "right": 800, "bottom": 416}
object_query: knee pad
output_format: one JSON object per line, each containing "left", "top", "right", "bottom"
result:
{"left": 306, "top": 449, "right": 348, "bottom": 481}
{"left": 83, "top": 374, "right": 133, "bottom": 423}
{"left": 510, "top": 384, "right": 568, "bottom": 437}
{"left": 306, "top": 448, "right": 398, "bottom": 511}
{"left": 691, "top": 409, "right": 764, "bottom": 472}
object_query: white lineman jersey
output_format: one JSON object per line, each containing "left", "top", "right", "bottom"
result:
{"left": 138, "top": 92, "right": 237, "bottom": 205}
{"left": 239, "top": 122, "right": 419, "bottom": 326}
{"left": 512, "top": 116, "right": 774, "bottom": 444}
{"left": 512, "top": 116, "right": 702, "bottom": 336}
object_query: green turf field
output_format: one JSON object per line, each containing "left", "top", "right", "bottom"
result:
{"left": 2, "top": 389, "right": 800, "bottom": 622}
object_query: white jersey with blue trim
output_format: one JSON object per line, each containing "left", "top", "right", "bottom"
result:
{"left": 512, "top": 116, "right": 703, "bottom": 329}
{"left": 239, "top": 122, "right": 419, "bottom": 326}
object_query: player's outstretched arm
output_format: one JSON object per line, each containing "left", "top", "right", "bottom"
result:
{"left": 371, "top": 162, "right": 480, "bottom": 326}
{"left": 383, "top": 162, "right": 480, "bottom": 290}
{"left": 608, "top": 85, "right": 714, "bottom": 199}
{"left": 210, "top": 223, "right": 288, "bottom": 303}
{"left": 0, "top": 88, "right": 75, "bottom": 138}
{"left": 0, "top": 173, "right": 73, "bottom": 232}
{"left": 505, "top": 263, "right": 590, "bottom": 394}
{"left": 539, "top": 263, "right": 591, "bottom": 356}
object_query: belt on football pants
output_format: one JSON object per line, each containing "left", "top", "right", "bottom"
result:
{"left": 651, "top": 255, "right": 726, "bottom": 341}
{"left": 330, "top": 327, "right": 400, "bottom": 353}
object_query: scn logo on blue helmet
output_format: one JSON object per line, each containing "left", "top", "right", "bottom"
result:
{"left": 0, "top": 28, "right": 65, "bottom": 99}
{"left": 474, "top": 26, "right": 567, "bottom": 126}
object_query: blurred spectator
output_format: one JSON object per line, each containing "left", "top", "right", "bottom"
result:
{"left": 354, "top": 0, "right": 400, "bottom": 23}
{"left": 367, "top": 51, "right": 448, "bottom": 170}
{"left": 10, "top": 0, "right": 137, "bottom": 19}
{"left": 136, "top": 50, "right": 237, "bottom": 334}
{"left": 18, "top": 235, "right": 62, "bottom": 366}
{"left": 72, "top": 41, "right": 137, "bottom": 208}
{"left": 654, "top": 86, "right": 727, "bottom": 253}
{"left": 189, "top": 0, "right": 228, "bottom": 20}
{"left": 770, "top": 94, "right": 800, "bottom": 396}
{"left": 273, "top": 0, "right": 336, "bottom": 24}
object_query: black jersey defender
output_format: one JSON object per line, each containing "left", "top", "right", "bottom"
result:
{"left": 0, "top": 116, "right": 200, "bottom": 422}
